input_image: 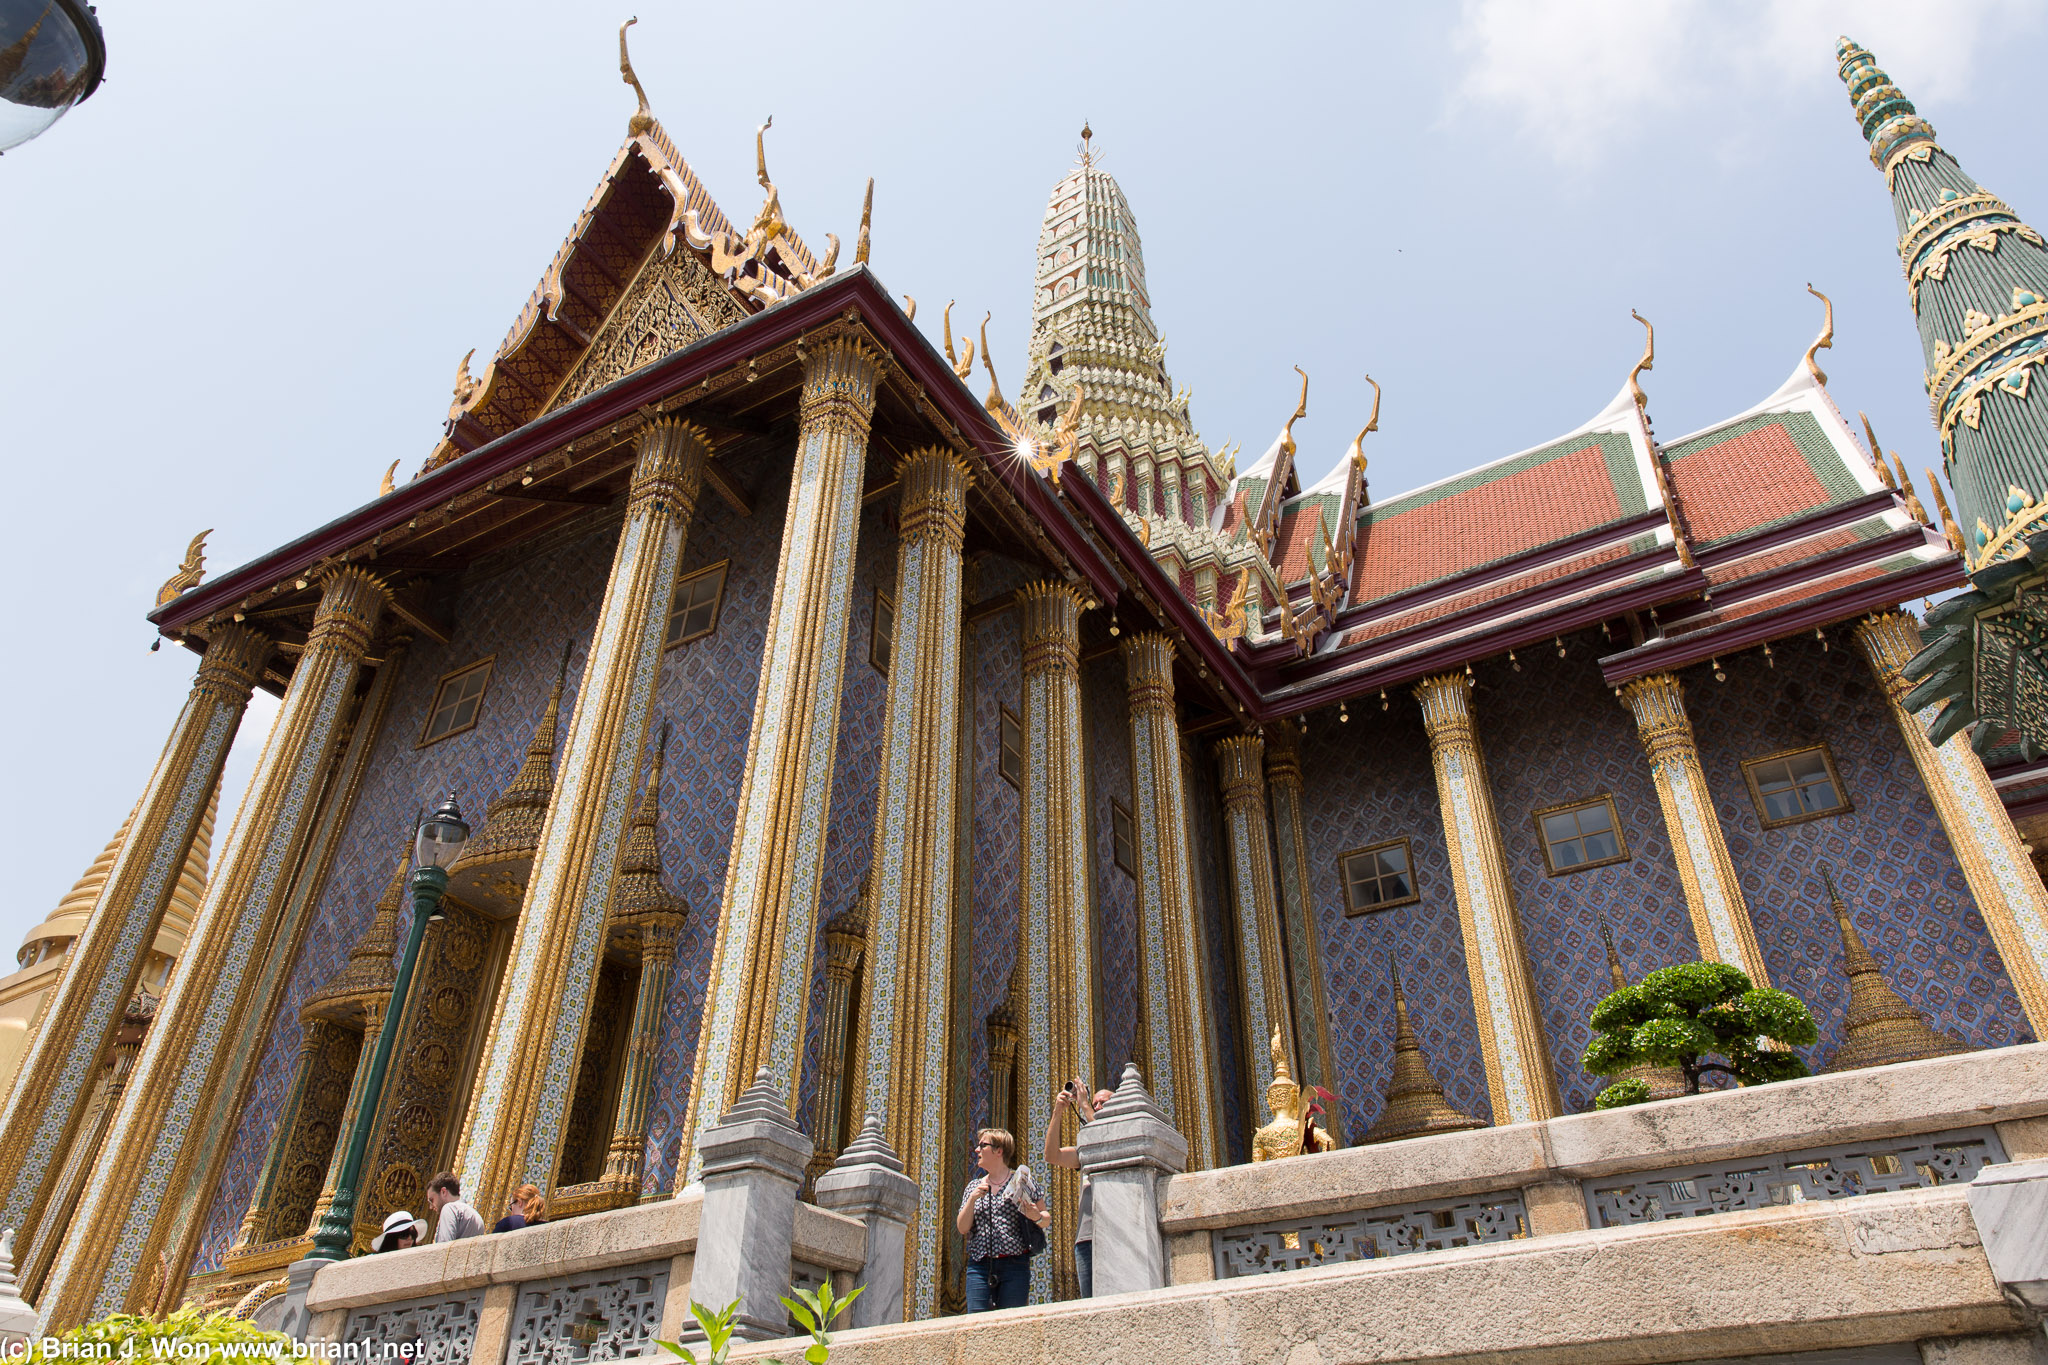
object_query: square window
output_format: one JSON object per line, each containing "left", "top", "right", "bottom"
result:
{"left": 419, "top": 658, "right": 494, "bottom": 746}
{"left": 1110, "top": 799, "right": 1136, "bottom": 876}
{"left": 1338, "top": 838, "right": 1417, "bottom": 915}
{"left": 871, "top": 588, "right": 895, "bottom": 675}
{"left": 1742, "top": 745, "right": 1850, "bottom": 828}
{"left": 1533, "top": 795, "right": 1629, "bottom": 875}
{"left": 665, "top": 562, "right": 729, "bottom": 649}
{"left": 999, "top": 707, "right": 1024, "bottom": 790}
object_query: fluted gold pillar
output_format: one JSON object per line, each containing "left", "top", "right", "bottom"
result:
{"left": 1414, "top": 672, "right": 1560, "bottom": 1126}
{"left": 455, "top": 418, "right": 709, "bottom": 1217}
{"left": 1214, "top": 734, "right": 1296, "bottom": 1115}
{"left": 682, "top": 339, "right": 879, "bottom": 1179}
{"left": 40, "top": 567, "right": 384, "bottom": 1326}
{"left": 1019, "top": 581, "right": 1094, "bottom": 1300}
{"left": 306, "top": 998, "right": 386, "bottom": 1234}
{"left": 1618, "top": 673, "right": 1770, "bottom": 984}
{"left": 229, "top": 1019, "right": 330, "bottom": 1255}
{"left": 1120, "top": 632, "right": 1221, "bottom": 1169}
{"left": 599, "top": 917, "right": 680, "bottom": 1197}
{"left": 843, "top": 448, "right": 971, "bottom": 1318}
{"left": 807, "top": 902, "right": 868, "bottom": 1188}
{"left": 0, "top": 624, "right": 268, "bottom": 1269}
{"left": 1262, "top": 726, "right": 1344, "bottom": 1144}
{"left": 1857, "top": 611, "right": 2048, "bottom": 1031}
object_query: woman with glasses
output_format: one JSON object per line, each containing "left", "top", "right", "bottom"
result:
{"left": 956, "top": 1126, "right": 1049, "bottom": 1310}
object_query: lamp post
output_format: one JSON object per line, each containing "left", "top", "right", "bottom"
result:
{"left": 308, "top": 794, "right": 469, "bottom": 1261}
{"left": 0, "top": 0, "right": 105, "bottom": 154}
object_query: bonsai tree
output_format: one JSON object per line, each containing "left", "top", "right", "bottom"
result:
{"left": 1583, "top": 961, "right": 1817, "bottom": 1109}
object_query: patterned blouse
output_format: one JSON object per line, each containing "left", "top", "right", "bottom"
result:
{"left": 960, "top": 1166, "right": 1042, "bottom": 1262}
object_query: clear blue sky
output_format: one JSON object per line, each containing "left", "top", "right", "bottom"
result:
{"left": 5, "top": 0, "right": 2043, "bottom": 955}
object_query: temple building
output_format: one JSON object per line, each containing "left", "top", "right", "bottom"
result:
{"left": 3, "top": 30, "right": 2045, "bottom": 1344}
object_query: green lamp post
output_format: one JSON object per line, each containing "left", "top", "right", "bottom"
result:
{"left": 308, "top": 793, "right": 469, "bottom": 1261}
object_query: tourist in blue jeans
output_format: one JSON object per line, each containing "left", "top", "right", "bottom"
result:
{"left": 957, "top": 1127, "right": 1048, "bottom": 1311}
{"left": 1044, "top": 1078, "right": 1116, "bottom": 1296}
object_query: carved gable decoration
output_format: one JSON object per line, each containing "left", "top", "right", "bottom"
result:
{"left": 552, "top": 247, "right": 748, "bottom": 411}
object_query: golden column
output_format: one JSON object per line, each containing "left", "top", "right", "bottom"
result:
{"left": 1414, "top": 672, "right": 1560, "bottom": 1125}
{"left": 1213, "top": 734, "right": 1297, "bottom": 1112}
{"left": 1119, "top": 631, "right": 1221, "bottom": 1169}
{"left": 1617, "top": 673, "right": 1771, "bottom": 984}
{"left": 456, "top": 417, "right": 709, "bottom": 1216}
{"left": 1019, "top": 581, "right": 1094, "bottom": 1300}
{"left": 682, "top": 339, "right": 879, "bottom": 1178}
{"left": 807, "top": 900, "right": 868, "bottom": 1186}
{"left": 40, "top": 567, "right": 384, "bottom": 1326}
{"left": 0, "top": 623, "right": 268, "bottom": 1268}
{"left": 1263, "top": 725, "right": 1344, "bottom": 1144}
{"left": 848, "top": 448, "right": 971, "bottom": 1319}
{"left": 1857, "top": 611, "right": 2048, "bottom": 1030}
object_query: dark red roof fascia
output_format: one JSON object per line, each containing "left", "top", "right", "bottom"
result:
{"left": 1689, "top": 490, "right": 1905, "bottom": 570}
{"left": 152, "top": 268, "right": 1123, "bottom": 635}
{"left": 1655, "top": 524, "right": 1946, "bottom": 633}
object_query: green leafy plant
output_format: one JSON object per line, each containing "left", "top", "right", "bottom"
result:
{"left": 1583, "top": 961, "right": 1818, "bottom": 1108}
{"left": 32, "top": 1305, "right": 290, "bottom": 1363}
{"left": 656, "top": 1283, "right": 862, "bottom": 1365}
{"left": 658, "top": 1299, "right": 741, "bottom": 1365}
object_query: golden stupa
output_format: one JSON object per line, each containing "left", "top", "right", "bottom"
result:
{"left": 1360, "top": 959, "right": 1486, "bottom": 1144}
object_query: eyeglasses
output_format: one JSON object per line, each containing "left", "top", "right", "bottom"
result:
{"left": 974, "top": 1140, "right": 996, "bottom": 1149}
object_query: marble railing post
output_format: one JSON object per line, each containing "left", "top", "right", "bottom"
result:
{"left": 849, "top": 448, "right": 971, "bottom": 1319}
{"left": 455, "top": 417, "right": 709, "bottom": 1217}
{"left": 1858, "top": 611, "right": 2048, "bottom": 1031}
{"left": 1618, "top": 673, "right": 1772, "bottom": 984}
{"left": 682, "top": 339, "right": 879, "bottom": 1180}
{"left": 1018, "top": 580, "right": 1094, "bottom": 1301}
{"left": 1075, "top": 1065, "right": 1186, "bottom": 1297}
{"left": 1214, "top": 733, "right": 1296, "bottom": 1104}
{"left": 691, "top": 1069, "right": 814, "bottom": 1341}
{"left": 1414, "top": 672, "right": 1560, "bottom": 1126}
{"left": 597, "top": 914, "right": 682, "bottom": 1198}
{"left": 1263, "top": 726, "right": 1344, "bottom": 1144}
{"left": 0, "top": 623, "right": 269, "bottom": 1270}
{"left": 1120, "top": 632, "right": 1221, "bottom": 1170}
{"left": 39, "top": 567, "right": 385, "bottom": 1327}
{"left": 811, "top": 1115, "right": 919, "bottom": 1328}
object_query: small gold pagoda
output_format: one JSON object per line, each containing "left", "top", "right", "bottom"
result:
{"left": 1360, "top": 959, "right": 1486, "bottom": 1144}
{"left": 445, "top": 644, "right": 570, "bottom": 918}
{"left": 1818, "top": 868, "right": 1968, "bottom": 1073}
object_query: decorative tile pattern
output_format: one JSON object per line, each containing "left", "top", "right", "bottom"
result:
{"left": 1182, "top": 739, "right": 1248, "bottom": 1166}
{"left": 1083, "top": 654, "right": 1139, "bottom": 1085}
{"left": 965, "top": 610, "right": 1022, "bottom": 1143}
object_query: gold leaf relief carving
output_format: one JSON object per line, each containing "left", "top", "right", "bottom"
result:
{"left": 554, "top": 249, "right": 746, "bottom": 410}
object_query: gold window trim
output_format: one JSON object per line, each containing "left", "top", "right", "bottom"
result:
{"left": 664, "top": 559, "right": 731, "bottom": 650}
{"left": 998, "top": 705, "right": 1023, "bottom": 790}
{"left": 1740, "top": 742, "right": 1852, "bottom": 830}
{"left": 1532, "top": 792, "right": 1630, "bottom": 877}
{"left": 1337, "top": 836, "right": 1420, "bottom": 916}
{"left": 870, "top": 587, "right": 895, "bottom": 675}
{"left": 1110, "top": 797, "right": 1136, "bottom": 876}
{"left": 416, "top": 655, "right": 496, "bottom": 749}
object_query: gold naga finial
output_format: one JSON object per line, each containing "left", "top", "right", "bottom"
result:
{"left": 378, "top": 459, "right": 399, "bottom": 497}
{"left": 1926, "top": 468, "right": 1968, "bottom": 556}
{"left": 156, "top": 529, "right": 212, "bottom": 606}
{"left": 756, "top": 114, "right": 774, "bottom": 190}
{"left": 979, "top": 312, "right": 1009, "bottom": 418}
{"left": 1860, "top": 411, "right": 1898, "bottom": 488}
{"left": 1890, "top": 453, "right": 1928, "bottom": 523}
{"left": 619, "top": 18, "right": 654, "bottom": 136}
{"left": 1347, "top": 374, "right": 1381, "bottom": 474}
{"left": 1804, "top": 283, "right": 1835, "bottom": 387}
{"left": 855, "top": 177, "right": 874, "bottom": 266}
{"left": 1280, "top": 365, "right": 1309, "bottom": 456}
{"left": 902, "top": 295, "right": 916, "bottom": 321}
{"left": 1627, "top": 309, "right": 1655, "bottom": 413}
{"left": 943, "top": 301, "right": 975, "bottom": 378}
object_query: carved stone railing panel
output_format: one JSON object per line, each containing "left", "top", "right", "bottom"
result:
{"left": 504, "top": 1261, "right": 671, "bottom": 1365}
{"left": 1585, "top": 1127, "right": 2008, "bottom": 1227}
{"left": 341, "top": 1290, "right": 483, "bottom": 1365}
{"left": 1213, "top": 1194, "right": 1528, "bottom": 1277}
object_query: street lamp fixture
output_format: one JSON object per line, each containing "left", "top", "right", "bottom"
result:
{"left": 0, "top": 0, "right": 105, "bottom": 155}
{"left": 308, "top": 793, "right": 469, "bottom": 1261}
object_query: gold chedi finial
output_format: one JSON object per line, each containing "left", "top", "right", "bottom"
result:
{"left": 1078, "top": 121, "right": 1094, "bottom": 167}
{"left": 619, "top": 18, "right": 654, "bottom": 136}
{"left": 1804, "top": 284, "right": 1834, "bottom": 387}
{"left": 854, "top": 177, "right": 873, "bottom": 266}
{"left": 1817, "top": 866, "right": 1968, "bottom": 1072}
{"left": 1626, "top": 310, "right": 1655, "bottom": 414}
{"left": 156, "top": 529, "right": 212, "bottom": 606}
{"left": 1361, "top": 956, "right": 1486, "bottom": 1144}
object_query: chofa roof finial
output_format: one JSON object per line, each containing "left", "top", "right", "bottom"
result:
{"left": 1627, "top": 309, "right": 1654, "bottom": 414}
{"left": 619, "top": 18, "right": 654, "bottom": 136}
{"left": 1804, "top": 284, "right": 1835, "bottom": 387}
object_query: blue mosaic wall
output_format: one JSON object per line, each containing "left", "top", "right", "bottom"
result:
{"left": 1293, "top": 705, "right": 1494, "bottom": 1134}
{"left": 1470, "top": 631, "right": 1701, "bottom": 1112}
{"left": 964, "top": 589, "right": 1022, "bottom": 1155}
{"left": 1083, "top": 650, "right": 1139, "bottom": 1088}
{"left": 1184, "top": 735, "right": 1250, "bottom": 1166}
{"left": 1685, "top": 633, "right": 2034, "bottom": 1059}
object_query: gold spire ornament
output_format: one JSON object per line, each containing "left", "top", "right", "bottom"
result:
{"left": 445, "top": 642, "right": 572, "bottom": 917}
{"left": 1804, "top": 284, "right": 1835, "bottom": 387}
{"left": 155, "top": 530, "right": 212, "bottom": 606}
{"left": 854, "top": 177, "right": 873, "bottom": 266}
{"left": 1360, "top": 959, "right": 1486, "bottom": 1144}
{"left": 619, "top": 17, "right": 654, "bottom": 136}
{"left": 1250, "top": 1028, "right": 1336, "bottom": 1161}
{"left": 378, "top": 460, "right": 399, "bottom": 497}
{"left": 1593, "top": 916, "right": 1685, "bottom": 1101}
{"left": 1818, "top": 867, "right": 1968, "bottom": 1072}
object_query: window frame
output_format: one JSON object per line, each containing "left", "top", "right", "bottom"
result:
{"left": 998, "top": 706, "right": 1024, "bottom": 790}
{"left": 1532, "top": 793, "right": 1630, "bottom": 876}
{"left": 870, "top": 587, "right": 895, "bottom": 675}
{"left": 1337, "top": 837, "right": 1420, "bottom": 917}
{"left": 1741, "top": 743, "right": 1852, "bottom": 829}
{"left": 664, "top": 559, "right": 730, "bottom": 650}
{"left": 416, "top": 656, "right": 496, "bottom": 748}
{"left": 1110, "top": 798, "right": 1136, "bottom": 876}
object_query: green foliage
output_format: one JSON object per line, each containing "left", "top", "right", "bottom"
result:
{"left": 33, "top": 1306, "right": 290, "bottom": 1363}
{"left": 657, "top": 1282, "right": 864, "bottom": 1365}
{"left": 658, "top": 1300, "right": 740, "bottom": 1365}
{"left": 1582, "top": 961, "right": 1818, "bottom": 1107}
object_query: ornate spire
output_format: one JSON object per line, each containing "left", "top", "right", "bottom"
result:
{"left": 1836, "top": 38, "right": 1938, "bottom": 173}
{"left": 1817, "top": 867, "right": 1968, "bottom": 1072}
{"left": 1359, "top": 957, "right": 1485, "bottom": 1144}
{"left": 303, "top": 838, "right": 404, "bottom": 1022}
{"left": 613, "top": 722, "right": 685, "bottom": 927}
{"left": 450, "top": 643, "right": 571, "bottom": 902}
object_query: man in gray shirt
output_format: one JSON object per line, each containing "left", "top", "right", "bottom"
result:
{"left": 427, "top": 1172, "right": 486, "bottom": 1243}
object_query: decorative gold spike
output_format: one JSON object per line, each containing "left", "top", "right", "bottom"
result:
{"left": 902, "top": 295, "right": 916, "bottom": 321}
{"left": 854, "top": 177, "right": 873, "bottom": 266}
{"left": 1626, "top": 310, "right": 1655, "bottom": 413}
{"left": 1817, "top": 867, "right": 1967, "bottom": 1072}
{"left": 1360, "top": 958, "right": 1486, "bottom": 1143}
{"left": 156, "top": 529, "right": 212, "bottom": 606}
{"left": 1804, "top": 284, "right": 1834, "bottom": 387}
{"left": 979, "top": 312, "right": 1007, "bottom": 417}
{"left": 1926, "top": 469, "right": 1968, "bottom": 556}
{"left": 378, "top": 459, "right": 399, "bottom": 497}
{"left": 1860, "top": 411, "right": 1897, "bottom": 486}
{"left": 619, "top": 18, "right": 654, "bottom": 136}
{"left": 1348, "top": 374, "right": 1380, "bottom": 475}
{"left": 942, "top": 301, "right": 961, "bottom": 369}
{"left": 1890, "top": 453, "right": 1928, "bottom": 522}
{"left": 755, "top": 114, "right": 773, "bottom": 190}
{"left": 1280, "top": 366, "right": 1309, "bottom": 457}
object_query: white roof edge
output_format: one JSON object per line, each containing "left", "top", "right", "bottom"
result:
{"left": 1365, "top": 378, "right": 1647, "bottom": 512}
{"left": 1660, "top": 352, "right": 1886, "bottom": 498}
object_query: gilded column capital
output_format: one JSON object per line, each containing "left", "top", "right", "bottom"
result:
{"left": 1414, "top": 671, "right": 1477, "bottom": 747}
{"left": 1019, "top": 581, "right": 1085, "bottom": 677}
{"left": 192, "top": 623, "right": 273, "bottom": 707}
{"left": 895, "top": 447, "right": 973, "bottom": 550}
{"left": 306, "top": 566, "right": 388, "bottom": 659}
{"left": 628, "top": 417, "right": 711, "bottom": 519}
{"left": 1214, "top": 733, "right": 1268, "bottom": 811}
{"left": 1618, "top": 672, "right": 1696, "bottom": 762}
{"left": 799, "top": 336, "right": 881, "bottom": 430}
{"left": 822, "top": 905, "right": 868, "bottom": 981}
{"left": 1264, "top": 724, "right": 1305, "bottom": 791}
{"left": 1853, "top": 611, "right": 1923, "bottom": 703}
{"left": 634, "top": 914, "right": 685, "bottom": 962}
{"left": 1121, "top": 631, "right": 1177, "bottom": 715}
